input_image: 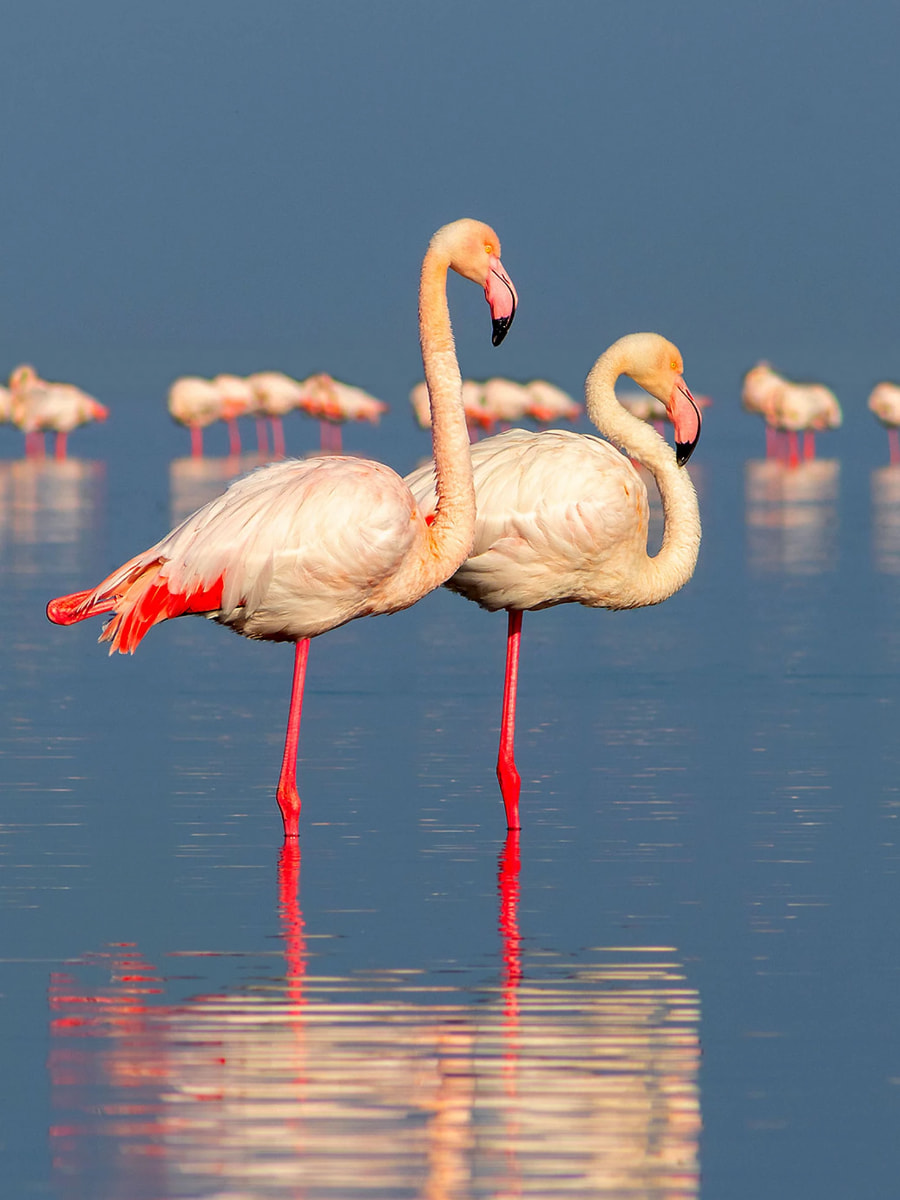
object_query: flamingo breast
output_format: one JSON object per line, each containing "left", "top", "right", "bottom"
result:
{"left": 406, "top": 428, "right": 651, "bottom": 612}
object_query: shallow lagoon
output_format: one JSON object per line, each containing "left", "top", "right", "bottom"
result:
{"left": 1, "top": 374, "right": 899, "bottom": 1198}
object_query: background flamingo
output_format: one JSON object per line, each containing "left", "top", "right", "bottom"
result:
{"left": 524, "top": 379, "right": 580, "bottom": 426}
{"left": 245, "top": 371, "right": 306, "bottom": 458}
{"left": 47, "top": 218, "right": 518, "bottom": 840}
{"left": 868, "top": 382, "right": 900, "bottom": 465}
{"left": 212, "top": 374, "right": 258, "bottom": 456}
{"left": 168, "top": 376, "right": 225, "bottom": 458}
{"left": 299, "top": 374, "right": 389, "bottom": 453}
{"left": 406, "top": 332, "right": 701, "bottom": 830}
{"left": 10, "top": 365, "right": 108, "bottom": 459}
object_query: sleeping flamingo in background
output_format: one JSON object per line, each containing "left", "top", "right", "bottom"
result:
{"left": 524, "top": 380, "right": 581, "bottom": 426}
{"left": 299, "top": 375, "right": 389, "bottom": 453}
{"left": 212, "top": 374, "right": 258, "bottom": 456}
{"left": 406, "top": 333, "right": 701, "bottom": 830}
{"left": 168, "top": 376, "right": 224, "bottom": 458}
{"left": 47, "top": 219, "right": 518, "bottom": 840}
{"left": 244, "top": 371, "right": 306, "bottom": 458}
{"left": 868, "top": 382, "right": 900, "bottom": 465}
{"left": 10, "top": 366, "right": 108, "bottom": 459}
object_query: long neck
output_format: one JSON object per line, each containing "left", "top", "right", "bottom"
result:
{"left": 586, "top": 348, "right": 702, "bottom": 605}
{"left": 417, "top": 247, "right": 476, "bottom": 584}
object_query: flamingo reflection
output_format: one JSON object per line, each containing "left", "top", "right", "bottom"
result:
{"left": 871, "top": 465, "right": 900, "bottom": 574}
{"left": 48, "top": 841, "right": 700, "bottom": 1199}
{"left": 745, "top": 458, "right": 840, "bottom": 574}
{"left": 0, "top": 458, "right": 105, "bottom": 582}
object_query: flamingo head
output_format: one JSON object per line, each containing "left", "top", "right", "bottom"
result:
{"left": 431, "top": 219, "right": 518, "bottom": 345}
{"left": 623, "top": 334, "right": 702, "bottom": 466}
{"left": 9, "top": 364, "right": 38, "bottom": 392}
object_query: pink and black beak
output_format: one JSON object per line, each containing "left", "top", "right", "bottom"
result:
{"left": 485, "top": 257, "right": 518, "bottom": 346}
{"left": 672, "top": 381, "right": 702, "bottom": 466}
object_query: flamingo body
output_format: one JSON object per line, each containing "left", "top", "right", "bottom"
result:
{"left": 50, "top": 456, "right": 437, "bottom": 652}
{"left": 416, "top": 428, "right": 654, "bottom": 613}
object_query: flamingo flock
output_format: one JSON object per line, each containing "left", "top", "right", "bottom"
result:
{"left": 411, "top": 376, "right": 580, "bottom": 439}
{"left": 168, "top": 369, "right": 388, "bottom": 459}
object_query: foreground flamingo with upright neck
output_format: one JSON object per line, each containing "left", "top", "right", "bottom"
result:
{"left": 47, "top": 219, "right": 518, "bottom": 839}
{"left": 406, "top": 333, "right": 702, "bottom": 829}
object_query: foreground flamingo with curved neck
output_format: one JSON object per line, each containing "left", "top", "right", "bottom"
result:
{"left": 47, "top": 219, "right": 518, "bottom": 839}
{"left": 406, "top": 332, "right": 702, "bottom": 829}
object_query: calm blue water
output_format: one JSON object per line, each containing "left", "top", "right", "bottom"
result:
{"left": 1, "top": 372, "right": 899, "bottom": 1199}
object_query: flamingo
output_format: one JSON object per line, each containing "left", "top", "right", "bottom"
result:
{"left": 46, "top": 218, "right": 518, "bottom": 840}
{"left": 481, "top": 377, "right": 533, "bottom": 428}
{"left": 212, "top": 374, "right": 258, "bottom": 456}
{"left": 10, "top": 366, "right": 108, "bottom": 459}
{"left": 168, "top": 376, "right": 224, "bottom": 458}
{"left": 869, "top": 382, "right": 900, "bottom": 465}
{"left": 299, "top": 375, "right": 388, "bottom": 453}
{"left": 524, "top": 380, "right": 580, "bottom": 426}
{"left": 405, "top": 332, "right": 701, "bottom": 830}
{"left": 245, "top": 371, "right": 306, "bottom": 459}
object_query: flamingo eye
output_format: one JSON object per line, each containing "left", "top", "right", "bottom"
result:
{"left": 671, "top": 359, "right": 679, "bottom": 371}
{"left": 484, "top": 242, "right": 494, "bottom": 255}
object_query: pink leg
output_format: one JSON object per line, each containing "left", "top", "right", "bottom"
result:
{"left": 765, "top": 425, "right": 776, "bottom": 459}
{"left": 889, "top": 428, "right": 900, "bottom": 466}
{"left": 55, "top": 431, "right": 68, "bottom": 460}
{"left": 787, "top": 431, "right": 800, "bottom": 468}
{"left": 190, "top": 426, "right": 203, "bottom": 458}
{"left": 226, "top": 418, "right": 241, "bottom": 457}
{"left": 256, "top": 418, "right": 269, "bottom": 456}
{"left": 277, "top": 639, "right": 310, "bottom": 840}
{"left": 803, "top": 430, "right": 815, "bottom": 461}
{"left": 332, "top": 425, "right": 343, "bottom": 454}
{"left": 271, "top": 416, "right": 285, "bottom": 459}
{"left": 497, "top": 610, "right": 523, "bottom": 830}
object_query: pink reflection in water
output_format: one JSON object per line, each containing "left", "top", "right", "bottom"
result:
{"left": 48, "top": 841, "right": 700, "bottom": 1199}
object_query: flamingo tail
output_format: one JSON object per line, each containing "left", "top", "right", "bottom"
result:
{"left": 47, "top": 560, "right": 226, "bottom": 655}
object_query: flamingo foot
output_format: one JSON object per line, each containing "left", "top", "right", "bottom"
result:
{"left": 496, "top": 755, "right": 522, "bottom": 831}
{"left": 276, "top": 781, "right": 301, "bottom": 840}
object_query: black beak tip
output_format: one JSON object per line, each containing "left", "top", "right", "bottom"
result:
{"left": 491, "top": 314, "right": 514, "bottom": 346}
{"left": 676, "top": 440, "right": 697, "bottom": 467}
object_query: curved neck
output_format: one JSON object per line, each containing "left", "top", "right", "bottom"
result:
{"left": 586, "top": 347, "right": 701, "bottom": 605}
{"left": 418, "top": 247, "right": 476, "bottom": 581}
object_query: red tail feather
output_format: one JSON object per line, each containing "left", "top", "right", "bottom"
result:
{"left": 46, "top": 589, "right": 116, "bottom": 626}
